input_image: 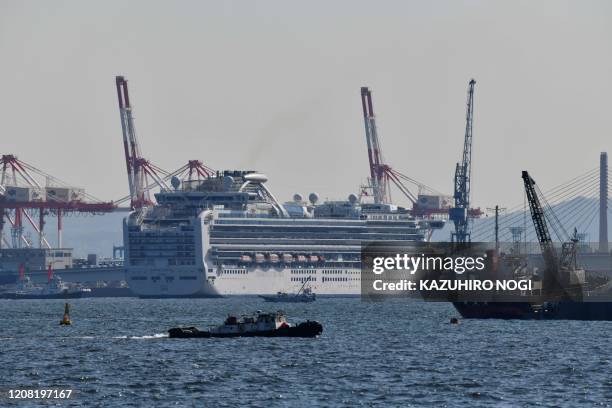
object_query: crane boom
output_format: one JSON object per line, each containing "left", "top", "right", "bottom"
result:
{"left": 360, "top": 87, "right": 390, "bottom": 204}
{"left": 114, "top": 75, "right": 214, "bottom": 210}
{"left": 522, "top": 170, "right": 577, "bottom": 299}
{"left": 521, "top": 171, "right": 556, "bottom": 264}
{"left": 359, "top": 86, "right": 447, "bottom": 211}
{"left": 450, "top": 79, "right": 476, "bottom": 242}
{"left": 116, "top": 76, "right": 135, "bottom": 200}
{"left": 361, "top": 87, "right": 377, "bottom": 189}
{"left": 115, "top": 75, "right": 159, "bottom": 209}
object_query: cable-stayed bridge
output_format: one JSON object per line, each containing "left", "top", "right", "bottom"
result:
{"left": 435, "top": 153, "right": 612, "bottom": 255}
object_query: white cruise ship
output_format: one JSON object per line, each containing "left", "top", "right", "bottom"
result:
{"left": 123, "top": 170, "right": 443, "bottom": 297}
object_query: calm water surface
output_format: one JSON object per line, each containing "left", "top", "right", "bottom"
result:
{"left": 0, "top": 298, "right": 610, "bottom": 407}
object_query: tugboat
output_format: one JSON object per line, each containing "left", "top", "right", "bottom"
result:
{"left": 259, "top": 278, "right": 316, "bottom": 303}
{"left": 168, "top": 310, "right": 323, "bottom": 338}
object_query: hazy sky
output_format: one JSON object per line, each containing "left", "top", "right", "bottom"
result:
{"left": 1, "top": 0, "right": 611, "bottom": 210}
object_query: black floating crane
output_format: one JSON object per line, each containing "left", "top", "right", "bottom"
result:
{"left": 522, "top": 170, "right": 580, "bottom": 299}
{"left": 522, "top": 171, "right": 556, "bottom": 267}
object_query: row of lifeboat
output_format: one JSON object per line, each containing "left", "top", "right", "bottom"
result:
{"left": 240, "top": 254, "right": 325, "bottom": 264}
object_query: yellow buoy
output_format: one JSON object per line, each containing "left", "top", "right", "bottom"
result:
{"left": 60, "top": 302, "right": 72, "bottom": 326}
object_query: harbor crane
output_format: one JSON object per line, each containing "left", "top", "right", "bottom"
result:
{"left": 360, "top": 87, "right": 448, "bottom": 216}
{"left": 116, "top": 76, "right": 170, "bottom": 209}
{"left": 360, "top": 86, "right": 391, "bottom": 204}
{"left": 0, "top": 154, "right": 116, "bottom": 249}
{"left": 115, "top": 76, "right": 215, "bottom": 209}
{"left": 450, "top": 79, "right": 476, "bottom": 242}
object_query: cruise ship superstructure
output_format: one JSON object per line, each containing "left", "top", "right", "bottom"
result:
{"left": 123, "top": 171, "right": 442, "bottom": 297}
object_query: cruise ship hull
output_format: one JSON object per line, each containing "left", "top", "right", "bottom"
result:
{"left": 127, "top": 265, "right": 362, "bottom": 297}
